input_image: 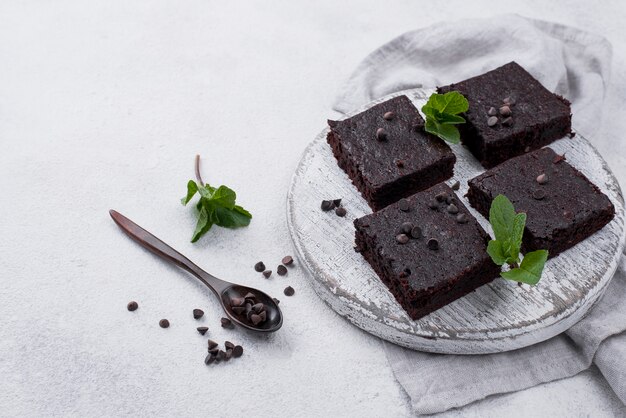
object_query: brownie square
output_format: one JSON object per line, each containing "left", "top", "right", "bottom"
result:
{"left": 354, "top": 183, "right": 500, "bottom": 320}
{"left": 467, "top": 147, "right": 615, "bottom": 257}
{"left": 438, "top": 62, "right": 572, "bottom": 168}
{"left": 327, "top": 95, "right": 456, "bottom": 211}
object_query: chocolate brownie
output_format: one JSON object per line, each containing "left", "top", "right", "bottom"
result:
{"left": 467, "top": 147, "right": 615, "bottom": 257}
{"left": 328, "top": 95, "right": 456, "bottom": 211}
{"left": 438, "top": 62, "right": 572, "bottom": 168}
{"left": 354, "top": 183, "right": 500, "bottom": 320}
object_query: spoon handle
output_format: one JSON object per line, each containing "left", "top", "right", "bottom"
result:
{"left": 109, "top": 210, "right": 230, "bottom": 294}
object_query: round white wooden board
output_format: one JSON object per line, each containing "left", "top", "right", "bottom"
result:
{"left": 287, "top": 88, "right": 626, "bottom": 354}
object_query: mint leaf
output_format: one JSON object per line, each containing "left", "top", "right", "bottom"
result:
{"left": 510, "top": 212, "right": 526, "bottom": 261}
{"left": 425, "top": 119, "right": 460, "bottom": 144}
{"left": 421, "top": 91, "right": 468, "bottom": 144}
{"left": 191, "top": 206, "right": 213, "bottom": 243}
{"left": 182, "top": 179, "right": 251, "bottom": 242}
{"left": 181, "top": 180, "right": 199, "bottom": 205}
{"left": 486, "top": 194, "right": 549, "bottom": 285}
{"left": 487, "top": 240, "right": 507, "bottom": 266}
{"left": 438, "top": 113, "right": 466, "bottom": 125}
{"left": 212, "top": 205, "right": 252, "bottom": 228}
{"left": 430, "top": 91, "right": 469, "bottom": 114}
{"left": 211, "top": 185, "right": 236, "bottom": 209}
{"left": 489, "top": 194, "right": 516, "bottom": 242}
{"left": 500, "top": 250, "right": 549, "bottom": 285}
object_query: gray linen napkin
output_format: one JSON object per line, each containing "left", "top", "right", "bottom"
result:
{"left": 333, "top": 15, "right": 626, "bottom": 414}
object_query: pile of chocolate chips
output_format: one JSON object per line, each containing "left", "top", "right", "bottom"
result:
{"left": 205, "top": 339, "right": 244, "bottom": 365}
{"left": 321, "top": 198, "right": 346, "bottom": 217}
{"left": 229, "top": 293, "right": 268, "bottom": 326}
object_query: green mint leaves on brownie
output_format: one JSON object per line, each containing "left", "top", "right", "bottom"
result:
{"left": 421, "top": 91, "right": 469, "bottom": 144}
{"left": 487, "top": 194, "right": 548, "bottom": 285}
{"left": 181, "top": 180, "right": 252, "bottom": 242}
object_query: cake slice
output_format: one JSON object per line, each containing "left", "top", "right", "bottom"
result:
{"left": 467, "top": 147, "right": 615, "bottom": 257}
{"left": 327, "top": 95, "right": 456, "bottom": 211}
{"left": 438, "top": 62, "right": 572, "bottom": 168}
{"left": 354, "top": 183, "right": 500, "bottom": 320}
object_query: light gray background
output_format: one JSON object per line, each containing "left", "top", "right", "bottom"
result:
{"left": 1, "top": 1, "right": 625, "bottom": 417}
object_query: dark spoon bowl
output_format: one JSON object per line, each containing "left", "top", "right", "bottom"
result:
{"left": 221, "top": 285, "right": 283, "bottom": 332}
{"left": 109, "top": 209, "right": 283, "bottom": 333}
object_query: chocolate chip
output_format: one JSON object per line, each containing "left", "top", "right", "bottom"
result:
{"left": 553, "top": 154, "right": 566, "bottom": 164}
{"left": 197, "top": 326, "right": 208, "bottom": 335}
{"left": 487, "top": 107, "right": 497, "bottom": 116}
{"left": 451, "top": 181, "right": 460, "bottom": 191}
{"left": 503, "top": 97, "right": 516, "bottom": 106}
{"left": 254, "top": 262, "right": 265, "bottom": 272}
{"left": 445, "top": 195, "right": 454, "bottom": 204}
{"left": 204, "top": 354, "right": 215, "bottom": 365}
{"left": 524, "top": 146, "right": 531, "bottom": 153}
{"left": 435, "top": 192, "right": 447, "bottom": 202}
{"left": 284, "top": 286, "right": 295, "bottom": 296}
{"left": 400, "top": 222, "right": 413, "bottom": 234}
{"left": 233, "top": 345, "right": 244, "bottom": 358}
{"left": 396, "top": 234, "right": 409, "bottom": 244}
{"left": 224, "top": 341, "right": 235, "bottom": 350}
{"left": 231, "top": 306, "right": 246, "bottom": 315}
{"left": 259, "top": 311, "right": 267, "bottom": 322}
{"left": 335, "top": 207, "right": 347, "bottom": 217}
{"left": 272, "top": 298, "right": 280, "bottom": 305}
{"left": 395, "top": 159, "right": 404, "bottom": 168}
{"left": 252, "top": 303, "right": 264, "bottom": 313}
{"left": 262, "top": 270, "right": 272, "bottom": 278}
{"left": 532, "top": 189, "right": 546, "bottom": 200}
{"left": 244, "top": 292, "right": 255, "bottom": 300}
{"left": 208, "top": 339, "right": 218, "bottom": 350}
{"left": 376, "top": 127, "right": 387, "bottom": 141}
{"left": 456, "top": 213, "right": 468, "bottom": 224}
{"left": 383, "top": 111, "right": 395, "bottom": 120}
{"left": 410, "top": 226, "right": 422, "bottom": 239}
{"left": 277, "top": 265, "right": 288, "bottom": 276}
{"left": 208, "top": 347, "right": 219, "bottom": 355}
{"left": 428, "top": 200, "right": 439, "bottom": 210}
{"left": 217, "top": 350, "right": 226, "bottom": 362}
{"left": 282, "top": 255, "right": 294, "bottom": 266}
{"left": 193, "top": 309, "right": 204, "bottom": 319}
{"left": 501, "top": 117, "right": 513, "bottom": 126}
{"left": 224, "top": 350, "right": 232, "bottom": 361}
{"left": 159, "top": 319, "right": 170, "bottom": 328}
{"left": 321, "top": 200, "right": 334, "bottom": 211}
{"left": 333, "top": 199, "right": 342, "bottom": 207}
{"left": 487, "top": 116, "right": 498, "bottom": 127}
{"left": 536, "top": 174, "right": 548, "bottom": 184}
{"left": 127, "top": 301, "right": 138, "bottom": 311}
{"left": 398, "top": 199, "right": 410, "bottom": 212}
{"left": 499, "top": 106, "right": 511, "bottom": 116}
{"left": 230, "top": 297, "right": 245, "bottom": 307}
{"left": 245, "top": 303, "right": 252, "bottom": 315}
{"left": 427, "top": 239, "right": 439, "bottom": 250}
{"left": 447, "top": 204, "right": 459, "bottom": 214}
{"left": 220, "top": 317, "right": 233, "bottom": 328}
{"left": 250, "top": 314, "right": 262, "bottom": 325}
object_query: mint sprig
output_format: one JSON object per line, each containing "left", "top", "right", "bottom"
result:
{"left": 421, "top": 91, "right": 469, "bottom": 144}
{"left": 181, "top": 156, "right": 252, "bottom": 242}
{"left": 487, "top": 195, "right": 548, "bottom": 285}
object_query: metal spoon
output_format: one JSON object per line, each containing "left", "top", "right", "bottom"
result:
{"left": 109, "top": 210, "right": 283, "bottom": 333}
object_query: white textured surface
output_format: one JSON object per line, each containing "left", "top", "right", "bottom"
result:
{"left": 288, "top": 88, "right": 625, "bottom": 354}
{"left": 1, "top": 1, "right": 626, "bottom": 417}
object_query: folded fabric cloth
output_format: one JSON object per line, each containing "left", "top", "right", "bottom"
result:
{"left": 333, "top": 14, "right": 626, "bottom": 414}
